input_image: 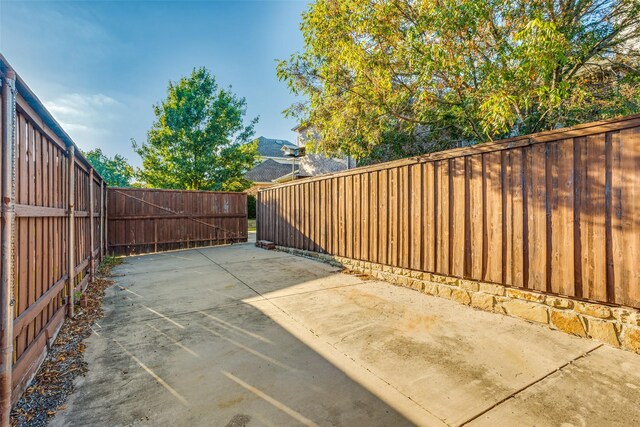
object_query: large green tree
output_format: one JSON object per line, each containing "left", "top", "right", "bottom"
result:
{"left": 278, "top": 0, "right": 640, "bottom": 164}
{"left": 84, "top": 148, "right": 134, "bottom": 187}
{"left": 134, "top": 67, "right": 258, "bottom": 190}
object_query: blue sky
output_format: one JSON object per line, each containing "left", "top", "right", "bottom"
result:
{"left": 0, "top": 0, "right": 309, "bottom": 166}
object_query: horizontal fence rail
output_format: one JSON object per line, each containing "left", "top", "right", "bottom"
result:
{"left": 107, "top": 188, "right": 248, "bottom": 256}
{"left": 1, "top": 54, "right": 107, "bottom": 418}
{"left": 257, "top": 114, "right": 640, "bottom": 310}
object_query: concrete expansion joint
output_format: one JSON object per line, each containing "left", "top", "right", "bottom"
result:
{"left": 456, "top": 343, "right": 604, "bottom": 427}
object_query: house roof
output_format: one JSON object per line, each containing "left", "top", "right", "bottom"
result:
{"left": 245, "top": 159, "right": 298, "bottom": 183}
{"left": 255, "top": 136, "right": 297, "bottom": 158}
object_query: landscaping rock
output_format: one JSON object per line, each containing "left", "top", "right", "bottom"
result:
{"left": 478, "top": 282, "right": 505, "bottom": 296}
{"left": 506, "top": 288, "right": 546, "bottom": 303}
{"left": 470, "top": 293, "right": 495, "bottom": 311}
{"left": 545, "top": 296, "right": 574, "bottom": 309}
{"left": 586, "top": 318, "right": 620, "bottom": 346}
{"left": 576, "top": 302, "right": 612, "bottom": 319}
{"left": 451, "top": 289, "right": 471, "bottom": 305}
{"left": 550, "top": 310, "right": 586, "bottom": 337}
{"left": 623, "top": 327, "right": 640, "bottom": 353}
{"left": 501, "top": 300, "right": 549, "bottom": 323}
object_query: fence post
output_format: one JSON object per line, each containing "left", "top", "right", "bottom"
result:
{"left": 89, "top": 168, "right": 95, "bottom": 283}
{"left": 0, "top": 68, "right": 17, "bottom": 427}
{"left": 256, "top": 191, "right": 261, "bottom": 241}
{"left": 67, "top": 145, "right": 76, "bottom": 318}
{"left": 100, "top": 181, "right": 104, "bottom": 260}
{"left": 104, "top": 187, "right": 108, "bottom": 256}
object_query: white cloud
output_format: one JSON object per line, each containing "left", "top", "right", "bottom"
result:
{"left": 44, "top": 93, "right": 125, "bottom": 150}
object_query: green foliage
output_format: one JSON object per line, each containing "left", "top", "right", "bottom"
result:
{"left": 83, "top": 148, "right": 134, "bottom": 187}
{"left": 134, "top": 67, "right": 259, "bottom": 190}
{"left": 98, "top": 255, "right": 123, "bottom": 275}
{"left": 278, "top": 0, "right": 640, "bottom": 164}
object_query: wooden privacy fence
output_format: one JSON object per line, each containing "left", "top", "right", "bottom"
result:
{"left": 257, "top": 114, "right": 640, "bottom": 310}
{"left": 0, "top": 56, "right": 107, "bottom": 418}
{"left": 107, "top": 188, "right": 248, "bottom": 256}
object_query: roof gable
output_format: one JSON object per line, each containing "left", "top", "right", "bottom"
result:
{"left": 245, "top": 159, "right": 298, "bottom": 183}
{"left": 255, "top": 136, "right": 297, "bottom": 158}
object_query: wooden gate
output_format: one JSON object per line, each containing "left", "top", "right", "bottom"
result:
{"left": 107, "top": 188, "right": 248, "bottom": 256}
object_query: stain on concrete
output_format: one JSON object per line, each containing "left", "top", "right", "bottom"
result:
{"left": 224, "top": 414, "right": 251, "bottom": 427}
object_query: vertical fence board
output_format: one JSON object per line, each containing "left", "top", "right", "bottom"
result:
{"left": 451, "top": 157, "right": 466, "bottom": 277}
{"left": 527, "top": 143, "right": 548, "bottom": 292}
{"left": 399, "top": 166, "right": 410, "bottom": 269}
{"left": 379, "top": 170, "right": 388, "bottom": 266}
{"left": 369, "top": 172, "right": 378, "bottom": 264}
{"left": 580, "top": 134, "right": 607, "bottom": 302}
{"left": 436, "top": 160, "right": 450, "bottom": 276}
{"left": 410, "top": 165, "right": 422, "bottom": 271}
{"left": 468, "top": 155, "right": 483, "bottom": 280}
{"left": 484, "top": 152, "right": 503, "bottom": 284}
{"left": 353, "top": 174, "right": 361, "bottom": 260}
{"left": 612, "top": 128, "right": 640, "bottom": 307}
{"left": 345, "top": 175, "right": 353, "bottom": 259}
{"left": 423, "top": 162, "right": 436, "bottom": 272}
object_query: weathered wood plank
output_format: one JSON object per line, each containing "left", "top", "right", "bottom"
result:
{"left": 612, "top": 128, "right": 640, "bottom": 306}
{"left": 410, "top": 164, "right": 422, "bottom": 271}
{"left": 527, "top": 143, "right": 547, "bottom": 291}
{"left": 424, "top": 162, "right": 436, "bottom": 272}
{"left": 549, "top": 139, "right": 575, "bottom": 296}
{"left": 435, "top": 160, "right": 450, "bottom": 275}
{"left": 469, "top": 154, "right": 484, "bottom": 280}
{"left": 452, "top": 157, "right": 466, "bottom": 277}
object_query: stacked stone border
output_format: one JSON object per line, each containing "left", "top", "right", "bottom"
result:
{"left": 277, "top": 246, "right": 640, "bottom": 355}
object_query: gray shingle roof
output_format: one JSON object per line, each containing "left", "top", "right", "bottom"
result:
{"left": 255, "top": 136, "right": 297, "bottom": 158}
{"left": 245, "top": 159, "right": 298, "bottom": 183}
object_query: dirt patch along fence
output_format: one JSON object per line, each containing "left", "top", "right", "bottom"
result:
{"left": 0, "top": 56, "right": 108, "bottom": 419}
{"left": 107, "top": 188, "right": 248, "bottom": 256}
{"left": 257, "top": 114, "right": 640, "bottom": 310}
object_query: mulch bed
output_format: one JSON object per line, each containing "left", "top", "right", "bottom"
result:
{"left": 10, "top": 257, "right": 122, "bottom": 427}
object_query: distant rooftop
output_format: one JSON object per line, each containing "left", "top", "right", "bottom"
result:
{"left": 255, "top": 136, "right": 297, "bottom": 158}
{"left": 245, "top": 159, "right": 298, "bottom": 183}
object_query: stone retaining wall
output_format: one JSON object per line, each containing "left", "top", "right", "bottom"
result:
{"left": 278, "top": 246, "right": 640, "bottom": 354}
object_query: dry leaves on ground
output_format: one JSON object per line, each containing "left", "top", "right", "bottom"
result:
{"left": 10, "top": 257, "right": 122, "bottom": 427}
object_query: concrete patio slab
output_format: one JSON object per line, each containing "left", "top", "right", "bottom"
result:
{"left": 52, "top": 242, "right": 640, "bottom": 426}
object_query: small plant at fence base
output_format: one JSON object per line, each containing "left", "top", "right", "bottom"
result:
{"left": 98, "top": 256, "right": 123, "bottom": 275}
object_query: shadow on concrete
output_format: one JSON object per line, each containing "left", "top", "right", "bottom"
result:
{"left": 51, "top": 243, "right": 418, "bottom": 426}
